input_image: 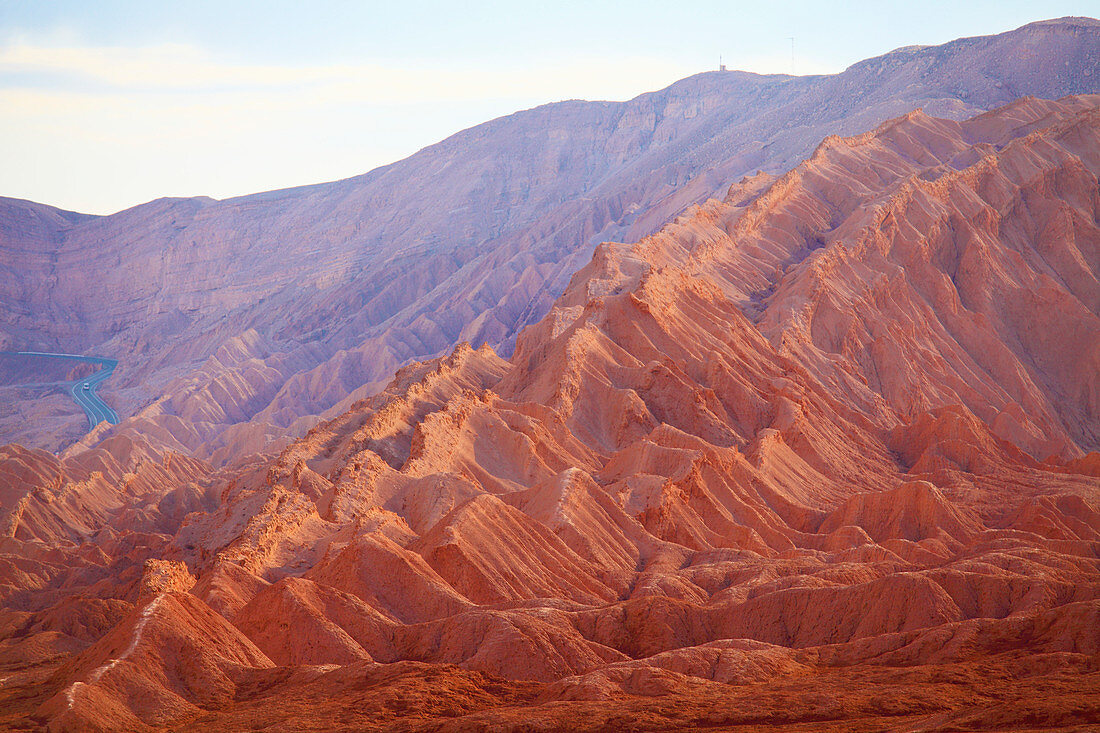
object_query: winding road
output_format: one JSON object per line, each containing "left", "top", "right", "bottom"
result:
{"left": 2, "top": 351, "right": 120, "bottom": 429}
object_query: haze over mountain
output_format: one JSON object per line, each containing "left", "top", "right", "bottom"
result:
{"left": 2, "top": 84, "right": 1098, "bottom": 730}
{"left": 2, "top": 17, "right": 1099, "bottom": 463}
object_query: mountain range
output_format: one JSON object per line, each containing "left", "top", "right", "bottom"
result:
{"left": 0, "top": 16, "right": 1098, "bottom": 733}
{"left": 3, "top": 16, "right": 1099, "bottom": 464}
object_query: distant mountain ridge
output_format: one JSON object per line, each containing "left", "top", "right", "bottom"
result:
{"left": 1, "top": 16, "right": 1098, "bottom": 459}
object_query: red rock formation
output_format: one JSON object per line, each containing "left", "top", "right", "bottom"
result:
{"left": 2, "top": 93, "right": 1096, "bottom": 731}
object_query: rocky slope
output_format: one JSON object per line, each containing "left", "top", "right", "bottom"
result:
{"left": 3, "top": 17, "right": 1099, "bottom": 460}
{"left": 2, "top": 94, "right": 1098, "bottom": 732}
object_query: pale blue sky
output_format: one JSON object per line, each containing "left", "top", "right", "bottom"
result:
{"left": 2, "top": 1, "right": 1098, "bottom": 214}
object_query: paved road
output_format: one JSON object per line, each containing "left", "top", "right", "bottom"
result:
{"left": 2, "top": 351, "right": 120, "bottom": 429}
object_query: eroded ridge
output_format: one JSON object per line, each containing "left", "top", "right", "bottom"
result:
{"left": 1, "top": 95, "right": 1099, "bottom": 733}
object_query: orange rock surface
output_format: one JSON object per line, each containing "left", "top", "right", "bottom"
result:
{"left": 1, "top": 92, "right": 1098, "bottom": 731}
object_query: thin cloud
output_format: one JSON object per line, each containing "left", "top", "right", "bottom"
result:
{"left": 0, "top": 40, "right": 829, "bottom": 213}
{"left": 0, "top": 41, "right": 701, "bottom": 102}
{"left": 0, "top": 42, "right": 323, "bottom": 89}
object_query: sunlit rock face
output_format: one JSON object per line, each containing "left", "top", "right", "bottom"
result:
{"left": 3, "top": 90, "right": 1099, "bottom": 732}
{"left": 2, "top": 17, "right": 1098, "bottom": 460}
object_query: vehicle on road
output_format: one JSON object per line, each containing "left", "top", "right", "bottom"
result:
{"left": 2, "top": 350, "right": 120, "bottom": 429}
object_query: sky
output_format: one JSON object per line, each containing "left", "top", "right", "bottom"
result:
{"left": 2, "top": 0, "right": 1098, "bottom": 215}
